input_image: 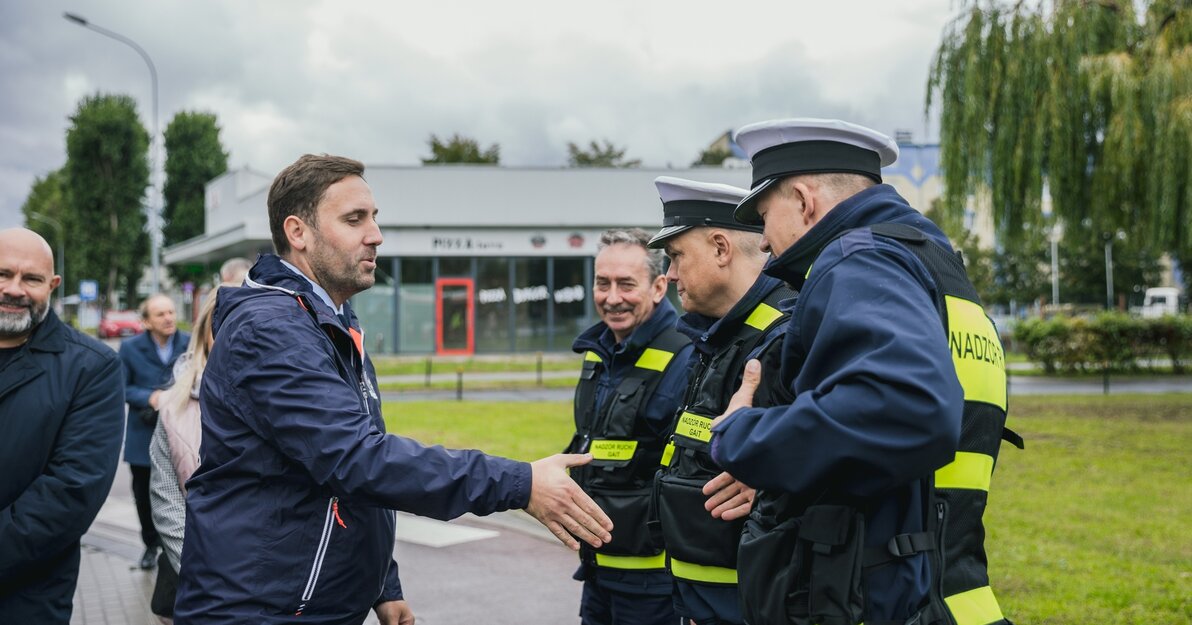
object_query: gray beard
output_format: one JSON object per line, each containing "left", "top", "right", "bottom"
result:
{"left": 0, "top": 300, "right": 49, "bottom": 339}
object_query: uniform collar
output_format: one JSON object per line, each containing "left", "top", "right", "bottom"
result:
{"left": 677, "top": 273, "right": 786, "bottom": 352}
{"left": 764, "top": 183, "right": 912, "bottom": 288}
{"left": 573, "top": 298, "right": 679, "bottom": 361}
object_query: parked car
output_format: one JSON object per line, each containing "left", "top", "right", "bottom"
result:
{"left": 99, "top": 310, "right": 143, "bottom": 338}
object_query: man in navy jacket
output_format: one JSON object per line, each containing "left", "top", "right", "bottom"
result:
{"left": 0, "top": 228, "right": 125, "bottom": 624}
{"left": 119, "top": 293, "right": 189, "bottom": 569}
{"left": 710, "top": 119, "right": 965, "bottom": 624}
{"left": 175, "top": 155, "right": 612, "bottom": 625}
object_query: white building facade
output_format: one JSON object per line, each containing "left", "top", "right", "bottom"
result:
{"left": 165, "top": 149, "right": 942, "bottom": 354}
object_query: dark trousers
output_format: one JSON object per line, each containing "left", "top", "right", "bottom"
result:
{"left": 129, "top": 464, "right": 159, "bottom": 549}
{"left": 580, "top": 581, "right": 678, "bottom": 625}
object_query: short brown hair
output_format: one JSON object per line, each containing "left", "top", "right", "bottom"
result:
{"left": 267, "top": 154, "right": 365, "bottom": 255}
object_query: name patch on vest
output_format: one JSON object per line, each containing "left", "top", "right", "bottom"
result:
{"left": 590, "top": 439, "right": 638, "bottom": 461}
{"left": 674, "top": 412, "right": 713, "bottom": 443}
{"left": 945, "top": 296, "right": 1007, "bottom": 411}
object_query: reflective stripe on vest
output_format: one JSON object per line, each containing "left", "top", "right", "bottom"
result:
{"left": 743, "top": 302, "right": 783, "bottom": 331}
{"left": 935, "top": 451, "right": 994, "bottom": 491}
{"left": 944, "top": 586, "right": 1005, "bottom": 625}
{"left": 589, "top": 439, "right": 638, "bottom": 461}
{"left": 670, "top": 558, "right": 738, "bottom": 584}
{"left": 585, "top": 350, "right": 602, "bottom": 363}
{"left": 594, "top": 551, "right": 667, "bottom": 570}
{"left": 635, "top": 347, "right": 675, "bottom": 372}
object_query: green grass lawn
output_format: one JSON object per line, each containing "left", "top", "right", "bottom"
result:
{"left": 371, "top": 354, "right": 581, "bottom": 377}
{"left": 377, "top": 376, "right": 579, "bottom": 392}
{"left": 991, "top": 394, "right": 1191, "bottom": 624}
{"left": 383, "top": 400, "right": 574, "bottom": 461}
{"left": 382, "top": 394, "right": 1192, "bottom": 623}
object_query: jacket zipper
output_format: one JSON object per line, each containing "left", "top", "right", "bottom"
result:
{"left": 298, "top": 496, "right": 339, "bottom": 609}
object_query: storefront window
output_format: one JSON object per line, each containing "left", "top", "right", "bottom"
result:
{"left": 513, "top": 258, "right": 549, "bottom": 351}
{"left": 398, "top": 258, "right": 434, "bottom": 353}
{"left": 351, "top": 261, "right": 396, "bottom": 353}
{"left": 552, "top": 257, "right": 589, "bottom": 349}
{"left": 475, "top": 258, "right": 510, "bottom": 352}
{"left": 440, "top": 257, "right": 471, "bottom": 277}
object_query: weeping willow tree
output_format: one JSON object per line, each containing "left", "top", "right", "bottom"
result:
{"left": 928, "top": 0, "right": 1192, "bottom": 298}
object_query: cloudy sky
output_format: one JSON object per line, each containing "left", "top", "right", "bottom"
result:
{"left": 0, "top": 0, "right": 960, "bottom": 229}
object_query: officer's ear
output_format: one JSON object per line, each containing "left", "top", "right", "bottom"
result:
{"left": 710, "top": 231, "right": 732, "bottom": 267}
{"left": 649, "top": 270, "right": 668, "bottom": 304}
{"left": 788, "top": 180, "right": 815, "bottom": 225}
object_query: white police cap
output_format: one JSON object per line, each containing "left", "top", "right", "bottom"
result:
{"left": 732, "top": 118, "right": 899, "bottom": 225}
{"left": 647, "top": 176, "right": 757, "bottom": 249}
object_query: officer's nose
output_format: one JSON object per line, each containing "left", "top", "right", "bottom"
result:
{"left": 759, "top": 234, "right": 772, "bottom": 255}
{"left": 665, "top": 262, "right": 678, "bottom": 283}
{"left": 605, "top": 285, "right": 623, "bottom": 305}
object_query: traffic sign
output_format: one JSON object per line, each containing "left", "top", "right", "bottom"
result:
{"left": 79, "top": 280, "right": 98, "bottom": 302}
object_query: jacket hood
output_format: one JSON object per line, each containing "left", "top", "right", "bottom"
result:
{"left": 763, "top": 184, "right": 951, "bottom": 288}
{"left": 572, "top": 297, "right": 680, "bottom": 360}
{"left": 213, "top": 254, "right": 357, "bottom": 339}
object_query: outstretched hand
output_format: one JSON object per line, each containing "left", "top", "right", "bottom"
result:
{"left": 526, "top": 453, "right": 614, "bottom": 551}
{"left": 709, "top": 359, "right": 762, "bottom": 429}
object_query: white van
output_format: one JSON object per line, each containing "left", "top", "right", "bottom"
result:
{"left": 1140, "top": 287, "right": 1183, "bottom": 318}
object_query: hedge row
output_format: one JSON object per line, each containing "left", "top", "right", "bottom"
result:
{"left": 1013, "top": 313, "right": 1192, "bottom": 374}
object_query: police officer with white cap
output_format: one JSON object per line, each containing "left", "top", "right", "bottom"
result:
{"left": 646, "top": 176, "right": 795, "bottom": 625}
{"left": 708, "top": 119, "right": 1015, "bottom": 625}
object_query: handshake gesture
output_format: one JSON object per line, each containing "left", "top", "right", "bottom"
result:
{"left": 525, "top": 454, "right": 613, "bottom": 550}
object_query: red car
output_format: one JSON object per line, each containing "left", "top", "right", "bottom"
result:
{"left": 99, "top": 310, "right": 144, "bottom": 339}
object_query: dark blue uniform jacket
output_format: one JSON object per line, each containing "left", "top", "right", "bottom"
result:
{"left": 571, "top": 297, "right": 694, "bottom": 596}
{"left": 175, "top": 255, "right": 531, "bottom": 625}
{"left": 0, "top": 310, "right": 124, "bottom": 624}
{"left": 711, "top": 184, "right": 964, "bottom": 622}
{"left": 673, "top": 273, "right": 791, "bottom": 624}
{"left": 119, "top": 328, "right": 188, "bottom": 466}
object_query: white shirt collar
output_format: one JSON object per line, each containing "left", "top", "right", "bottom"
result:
{"left": 278, "top": 258, "right": 344, "bottom": 315}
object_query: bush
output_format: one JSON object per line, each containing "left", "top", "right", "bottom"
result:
{"left": 1014, "top": 314, "right": 1192, "bottom": 373}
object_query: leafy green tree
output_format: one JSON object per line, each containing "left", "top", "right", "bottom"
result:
{"left": 163, "top": 111, "right": 229, "bottom": 284}
{"left": 692, "top": 146, "right": 732, "bottom": 167}
{"left": 927, "top": 1, "right": 1192, "bottom": 295}
{"left": 64, "top": 93, "right": 150, "bottom": 307}
{"left": 20, "top": 169, "right": 68, "bottom": 285}
{"left": 566, "top": 140, "right": 641, "bottom": 168}
{"left": 421, "top": 133, "right": 500, "bottom": 164}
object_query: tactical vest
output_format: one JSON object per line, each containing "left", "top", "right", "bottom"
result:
{"left": 737, "top": 224, "right": 1022, "bottom": 625}
{"left": 567, "top": 328, "right": 690, "bottom": 571}
{"left": 655, "top": 286, "right": 794, "bottom": 587}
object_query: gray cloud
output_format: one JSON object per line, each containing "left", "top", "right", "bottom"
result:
{"left": 0, "top": 1, "right": 955, "bottom": 228}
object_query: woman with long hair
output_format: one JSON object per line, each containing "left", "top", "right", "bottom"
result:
{"left": 147, "top": 287, "right": 220, "bottom": 622}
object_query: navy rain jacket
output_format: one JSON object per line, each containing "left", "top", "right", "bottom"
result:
{"left": 711, "top": 184, "right": 964, "bottom": 623}
{"left": 0, "top": 310, "right": 124, "bottom": 624}
{"left": 571, "top": 297, "right": 694, "bottom": 597}
{"left": 175, "top": 255, "right": 531, "bottom": 625}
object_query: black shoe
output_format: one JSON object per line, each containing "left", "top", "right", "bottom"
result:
{"left": 139, "top": 546, "right": 158, "bottom": 570}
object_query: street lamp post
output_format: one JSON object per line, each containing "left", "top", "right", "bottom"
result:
{"left": 1049, "top": 221, "right": 1063, "bottom": 307}
{"left": 63, "top": 12, "right": 161, "bottom": 295}
{"left": 1103, "top": 230, "right": 1126, "bottom": 310}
